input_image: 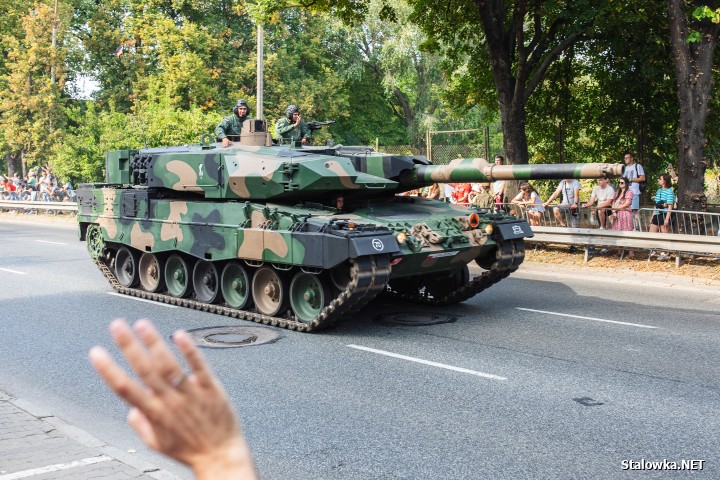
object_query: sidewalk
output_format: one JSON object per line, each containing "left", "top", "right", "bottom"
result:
{"left": 0, "top": 390, "right": 181, "bottom": 480}
{"left": 513, "top": 260, "right": 720, "bottom": 293}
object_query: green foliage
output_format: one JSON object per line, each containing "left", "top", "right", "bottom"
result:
{"left": 1, "top": 0, "right": 715, "bottom": 207}
{"left": 0, "top": 1, "right": 74, "bottom": 171}
{"left": 688, "top": 6, "right": 720, "bottom": 42}
{"left": 52, "top": 99, "right": 222, "bottom": 183}
{"left": 78, "top": 0, "right": 256, "bottom": 111}
{"left": 261, "top": 11, "right": 351, "bottom": 138}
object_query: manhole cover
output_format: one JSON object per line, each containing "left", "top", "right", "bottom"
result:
{"left": 374, "top": 312, "right": 456, "bottom": 327}
{"left": 186, "top": 326, "right": 279, "bottom": 348}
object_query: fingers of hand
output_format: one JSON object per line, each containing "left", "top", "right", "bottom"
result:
{"left": 128, "top": 407, "right": 160, "bottom": 451}
{"left": 88, "top": 346, "right": 154, "bottom": 412}
{"left": 133, "top": 320, "right": 187, "bottom": 389}
{"left": 173, "top": 330, "right": 214, "bottom": 389}
{"left": 110, "top": 319, "right": 171, "bottom": 394}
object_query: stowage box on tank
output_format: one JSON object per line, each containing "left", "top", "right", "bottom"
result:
{"left": 77, "top": 121, "right": 623, "bottom": 331}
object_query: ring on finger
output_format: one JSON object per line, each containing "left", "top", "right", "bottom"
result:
{"left": 170, "top": 372, "right": 187, "bottom": 388}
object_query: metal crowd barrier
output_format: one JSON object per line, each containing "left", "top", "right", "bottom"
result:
{"left": 0, "top": 199, "right": 78, "bottom": 213}
{"left": 637, "top": 207, "right": 720, "bottom": 236}
{"left": 500, "top": 203, "right": 720, "bottom": 266}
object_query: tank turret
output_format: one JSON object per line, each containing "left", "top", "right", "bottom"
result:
{"left": 104, "top": 143, "right": 623, "bottom": 201}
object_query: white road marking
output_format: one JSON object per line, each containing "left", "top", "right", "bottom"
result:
{"left": 35, "top": 239, "right": 66, "bottom": 245}
{"left": 106, "top": 291, "right": 177, "bottom": 308}
{"left": 346, "top": 344, "right": 508, "bottom": 380}
{"left": 516, "top": 308, "right": 658, "bottom": 329}
{"left": 0, "top": 267, "right": 26, "bottom": 275}
{"left": 0, "top": 455, "right": 112, "bottom": 479}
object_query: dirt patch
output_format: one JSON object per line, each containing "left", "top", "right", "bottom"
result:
{"left": 525, "top": 243, "right": 720, "bottom": 282}
{"left": 0, "top": 210, "right": 76, "bottom": 223}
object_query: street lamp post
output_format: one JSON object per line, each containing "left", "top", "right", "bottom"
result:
{"left": 256, "top": 24, "right": 264, "bottom": 120}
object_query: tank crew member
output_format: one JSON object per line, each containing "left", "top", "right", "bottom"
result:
{"left": 275, "top": 104, "right": 311, "bottom": 145}
{"left": 215, "top": 99, "right": 253, "bottom": 148}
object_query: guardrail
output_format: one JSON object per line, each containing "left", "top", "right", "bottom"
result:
{"left": 528, "top": 227, "right": 720, "bottom": 267}
{"left": 0, "top": 200, "right": 77, "bottom": 213}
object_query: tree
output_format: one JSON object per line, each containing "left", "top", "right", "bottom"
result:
{"left": 53, "top": 99, "right": 222, "bottom": 183}
{"left": 77, "top": 0, "right": 257, "bottom": 111}
{"left": 260, "top": 10, "right": 352, "bottom": 131}
{"left": 411, "top": 0, "right": 602, "bottom": 167}
{"left": 337, "top": 0, "right": 445, "bottom": 146}
{"left": 0, "top": 1, "right": 71, "bottom": 174}
{"left": 526, "top": 3, "right": 677, "bottom": 175}
{"left": 668, "top": 1, "right": 719, "bottom": 212}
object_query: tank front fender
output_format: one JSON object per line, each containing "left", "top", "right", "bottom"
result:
{"left": 493, "top": 220, "right": 533, "bottom": 241}
{"left": 348, "top": 233, "right": 400, "bottom": 258}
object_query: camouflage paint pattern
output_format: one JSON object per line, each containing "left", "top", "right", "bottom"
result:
{"left": 81, "top": 143, "right": 624, "bottom": 279}
{"left": 402, "top": 158, "right": 625, "bottom": 187}
{"left": 108, "top": 143, "right": 622, "bottom": 202}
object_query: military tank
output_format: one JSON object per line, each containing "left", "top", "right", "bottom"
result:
{"left": 77, "top": 120, "right": 623, "bottom": 331}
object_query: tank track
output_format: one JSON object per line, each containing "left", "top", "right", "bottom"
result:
{"left": 93, "top": 254, "right": 391, "bottom": 332}
{"left": 384, "top": 239, "right": 526, "bottom": 305}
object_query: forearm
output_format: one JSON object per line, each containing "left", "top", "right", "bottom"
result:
{"left": 192, "top": 437, "right": 257, "bottom": 480}
{"left": 214, "top": 126, "right": 227, "bottom": 139}
{"left": 276, "top": 123, "right": 295, "bottom": 134}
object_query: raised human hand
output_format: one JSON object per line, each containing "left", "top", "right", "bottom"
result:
{"left": 89, "top": 319, "right": 256, "bottom": 480}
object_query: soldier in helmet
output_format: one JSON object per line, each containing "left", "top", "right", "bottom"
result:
{"left": 215, "top": 99, "right": 253, "bottom": 147}
{"left": 275, "top": 104, "right": 311, "bottom": 145}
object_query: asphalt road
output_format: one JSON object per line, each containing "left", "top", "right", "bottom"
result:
{"left": 1, "top": 217, "right": 718, "bottom": 479}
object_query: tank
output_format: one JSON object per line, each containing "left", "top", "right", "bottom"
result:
{"left": 77, "top": 122, "right": 623, "bottom": 331}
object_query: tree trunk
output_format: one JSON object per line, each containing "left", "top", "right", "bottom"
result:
{"left": 6, "top": 152, "right": 20, "bottom": 177}
{"left": 668, "top": 0, "right": 717, "bottom": 213}
{"left": 499, "top": 102, "right": 529, "bottom": 203}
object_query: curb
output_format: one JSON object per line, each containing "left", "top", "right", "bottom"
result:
{"left": 510, "top": 261, "right": 720, "bottom": 293}
{"left": 0, "top": 391, "right": 183, "bottom": 480}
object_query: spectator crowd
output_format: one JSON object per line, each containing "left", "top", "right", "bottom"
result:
{"left": 397, "top": 151, "right": 690, "bottom": 260}
{"left": 0, "top": 167, "right": 76, "bottom": 202}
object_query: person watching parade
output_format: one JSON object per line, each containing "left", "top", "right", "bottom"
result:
{"left": 215, "top": 99, "right": 253, "bottom": 148}
{"left": 275, "top": 104, "right": 311, "bottom": 145}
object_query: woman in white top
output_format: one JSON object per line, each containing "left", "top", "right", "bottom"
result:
{"left": 511, "top": 182, "right": 545, "bottom": 226}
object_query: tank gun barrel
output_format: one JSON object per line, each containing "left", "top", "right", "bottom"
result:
{"left": 399, "top": 158, "right": 624, "bottom": 188}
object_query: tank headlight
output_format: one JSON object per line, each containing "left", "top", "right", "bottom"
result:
{"left": 396, "top": 232, "right": 407, "bottom": 244}
{"left": 468, "top": 213, "right": 480, "bottom": 228}
{"left": 484, "top": 224, "right": 493, "bottom": 235}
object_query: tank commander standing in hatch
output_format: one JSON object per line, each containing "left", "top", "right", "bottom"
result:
{"left": 215, "top": 99, "right": 253, "bottom": 147}
{"left": 275, "top": 104, "right": 311, "bottom": 145}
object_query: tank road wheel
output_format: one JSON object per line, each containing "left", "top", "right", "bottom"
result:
{"left": 138, "top": 253, "right": 164, "bottom": 293}
{"left": 424, "top": 265, "right": 470, "bottom": 299}
{"left": 86, "top": 224, "right": 104, "bottom": 259}
{"left": 193, "top": 260, "right": 222, "bottom": 304}
{"left": 221, "top": 262, "right": 253, "bottom": 309}
{"left": 290, "top": 272, "right": 332, "bottom": 324}
{"left": 165, "top": 254, "right": 192, "bottom": 298}
{"left": 252, "top": 267, "right": 288, "bottom": 316}
{"left": 115, "top": 247, "right": 139, "bottom": 288}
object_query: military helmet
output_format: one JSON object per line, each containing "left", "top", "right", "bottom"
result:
{"left": 285, "top": 104, "right": 299, "bottom": 120}
{"left": 233, "top": 99, "right": 250, "bottom": 116}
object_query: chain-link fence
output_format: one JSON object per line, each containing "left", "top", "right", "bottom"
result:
{"left": 380, "top": 143, "right": 486, "bottom": 164}
{"left": 380, "top": 145, "right": 426, "bottom": 156}
{"left": 378, "top": 127, "right": 503, "bottom": 165}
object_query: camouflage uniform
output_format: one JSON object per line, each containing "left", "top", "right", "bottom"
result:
{"left": 275, "top": 117, "right": 311, "bottom": 143}
{"left": 215, "top": 114, "right": 253, "bottom": 142}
